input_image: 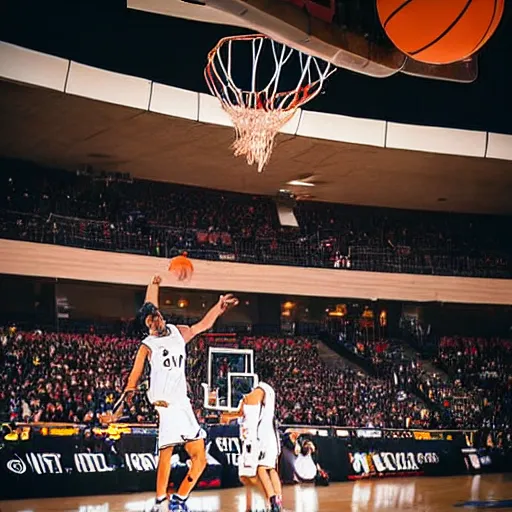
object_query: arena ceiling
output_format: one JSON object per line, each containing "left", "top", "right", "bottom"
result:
{"left": 1, "top": 78, "right": 512, "bottom": 215}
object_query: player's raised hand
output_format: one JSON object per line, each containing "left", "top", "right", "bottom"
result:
{"left": 151, "top": 275, "right": 162, "bottom": 285}
{"left": 218, "top": 293, "right": 239, "bottom": 312}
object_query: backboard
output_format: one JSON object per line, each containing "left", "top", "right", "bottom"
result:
{"left": 201, "top": 347, "right": 255, "bottom": 411}
{"left": 227, "top": 372, "right": 259, "bottom": 410}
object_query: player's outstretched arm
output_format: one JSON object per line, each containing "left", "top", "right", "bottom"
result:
{"left": 220, "top": 387, "right": 264, "bottom": 424}
{"left": 100, "top": 344, "right": 150, "bottom": 424}
{"left": 220, "top": 400, "right": 244, "bottom": 423}
{"left": 178, "top": 294, "right": 239, "bottom": 343}
{"left": 145, "top": 274, "right": 162, "bottom": 307}
{"left": 125, "top": 344, "right": 150, "bottom": 391}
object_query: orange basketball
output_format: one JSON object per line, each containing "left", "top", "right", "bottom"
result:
{"left": 377, "top": 0, "right": 505, "bottom": 65}
{"left": 168, "top": 253, "right": 194, "bottom": 281}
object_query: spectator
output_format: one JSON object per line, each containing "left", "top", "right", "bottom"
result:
{"left": 1, "top": 161, "right": 510, "bottom": 278}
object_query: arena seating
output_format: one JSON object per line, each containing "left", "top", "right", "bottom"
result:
{"left": 350, "top": 334, "right": 512, "bottom": 431}
{"left": 2, "top": 326, "right": 510, "bottom": 436}
{"left": 437, "top": 336, "right": 512, "bottom": 431}
{"left": 1, "top": 160, "right": 510, "bottom": 278}
{"left": 1, "top": 329, "right": 430, "bottom": 428}
{"left": 0, "top": 329, "right": 153, "bottom": 423}
{"left": 239, "top": 336, "right": 431, "bottom": 428}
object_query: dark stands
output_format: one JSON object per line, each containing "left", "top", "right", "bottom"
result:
{"left": 1, "top": 160, "right": 510, "bottom": 278}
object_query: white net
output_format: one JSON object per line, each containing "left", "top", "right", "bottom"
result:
{"left": 227, "top": 106, "right": 295, "bottom": 172}
{"left": 205, "top": 34, "right": 334, "bottom": 172}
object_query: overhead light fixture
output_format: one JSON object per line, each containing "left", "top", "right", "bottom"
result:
{"left": 287, "top": 180, "right": 315, "bottom": 187}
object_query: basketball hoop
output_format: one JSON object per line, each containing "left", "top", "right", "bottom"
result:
{"left": 205, "top": 34, "right": 335, "bottom": 173}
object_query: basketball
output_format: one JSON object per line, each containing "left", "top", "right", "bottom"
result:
{"left": 377, "top": 0, "right": 505, "bottom": 65}
{"left": 168, "top": 253, "right": 194, "bottom": 281}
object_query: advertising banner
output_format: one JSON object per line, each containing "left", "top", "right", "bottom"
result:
{"left": 0, "top": 424, "right": 472, "bottom": 499}
{"left": 0, "top": 426, "right": 236, "bottom": 500}
{"left": 343, "top": 438, "right": 467, "bottom": 480}
{"left": 278, "top": 432, "right": 468, "bottom": 483}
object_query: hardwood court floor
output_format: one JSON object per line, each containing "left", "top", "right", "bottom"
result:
{"left": 1, "top": 474, "right": 511, "bottom": 512}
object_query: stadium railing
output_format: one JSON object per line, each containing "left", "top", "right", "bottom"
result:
{"left": 1, "top": 210, "right": 509, "bottom": 278}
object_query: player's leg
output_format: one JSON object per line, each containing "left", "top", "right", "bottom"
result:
{"left": 256, "top": 466, "right": 275, "bottom": 500}
{"left": 169, "top": 437, "right": 206, "bottom": 510}
{"left": 240, "top": 475, "right": 267, "bottom": 512}
{"left": 182, "top": 438, "right": 207, "bottom": 490}
{"left": 269, "top": 467, "right": 282, "bottom": 496}
{"left": 245, "top": 483, "right": 253, "bottom": 512}
{"left": 269, "top": 468, "right": 283, "bottom": 510}
{"left": 240, "top": 437, "right": 268, "bottom": 511}
{"left": 257, "top": 467, "right": 282, "bottom": 512}
{"left": 151, "top": 445, "right": 174, "bottom": 512}
{"left": 258, "top": 435, "right": 282, "bottom": 512}
{"left": 151, "top": 405, "right": 175, "bottom": 512}
{"left": 240, "top": 476, "right": 254, "bottom": 512}
{"left": 168, "top": 401, "right": 207, "bottom": 509}
{"left": 248, "top": 474, "right": 267, "bottom": 497}
{"left": 248, "top": 473, "right": 268, "bottom": 504}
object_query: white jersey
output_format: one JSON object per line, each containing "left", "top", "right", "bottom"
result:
{"left": 142, "top": 324, "right": 188, "bottom": 406}
{"left": 257, "top": 381, "right": 276, "bottom": 440}
{"left": 238, "top": 401, "right": 261, "bottom": 477}
{"left": 238, "top": 402, "right": 260, "bottom": 443}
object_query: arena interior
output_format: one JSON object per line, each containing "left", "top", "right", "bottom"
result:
{"left": 0, "top": 1, "right": 511, "bottom": 511}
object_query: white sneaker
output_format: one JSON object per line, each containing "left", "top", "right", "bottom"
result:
{"left": 149, "top": 498, "right": 168, "bottom": 512}
{"left": 169, "top": 495, "right": 190, "bottom": 511}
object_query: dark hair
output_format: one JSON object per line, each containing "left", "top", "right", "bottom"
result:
{"left": 236, "top": 379, "right": 254, "bottom": 395}
{"left": 258, "top": 364, "right": 275, "bottom": 382}
{"left": 137, "top": 302, "right": 159, "bottom": 330}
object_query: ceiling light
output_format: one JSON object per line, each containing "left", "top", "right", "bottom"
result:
{"left": 287, "top": 180, "right": 315, "bottom": 187}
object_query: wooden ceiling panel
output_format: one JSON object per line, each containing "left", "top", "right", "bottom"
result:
{"left": 0, "top": 80, "right": 511, "bottom": 214}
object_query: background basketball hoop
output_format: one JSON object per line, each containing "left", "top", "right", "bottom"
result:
{"left": 205, "top": 34, "right": 335, "bottom": 173}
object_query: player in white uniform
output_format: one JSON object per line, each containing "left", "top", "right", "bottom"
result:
{"left": 255, "top": 380, "right": 282, "bottom": 512}
{"left": 123, "top": 275, "right": 238, "bottom": 512}
{"left": 222, "top": 373, "right": 282, "bottom": 512}
{"left": 237, "top": 399, "right": 261, "bottom": 479}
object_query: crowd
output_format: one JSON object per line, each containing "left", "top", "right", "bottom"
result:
{"left": 0, "top": 329, "right": 154, "bottom": 424}
{"left": 240, "top": 336, "right": 433, "bottom": 428}
{"left": 1, "top": 329, "right": 433, "bottom": 429}
{"left": 3, "top": 325, "right": 511, "bottom": 438}
{"left": 1, "top": 160, "right": 510, "bottom": 277}
{"left": 350, "top": 333, "right": 512, "bottom": 431}
{"left": 354, "top": 339, "right": 472, "bottom": 426}
{"left": 437, "top": 336, "right": 512, "bottom": 431}
{"left": 295, "top": 202, "right": 511, "bottom": 277}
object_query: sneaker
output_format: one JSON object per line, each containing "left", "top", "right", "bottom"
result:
{"left": 169, "top": 495, "right": 190, "bottom": 512}
{"left": 150, "top": 498, "right": 168, "bottom": 512}
{"left": 269, "top": 495, "right": 282, "bottom": 512}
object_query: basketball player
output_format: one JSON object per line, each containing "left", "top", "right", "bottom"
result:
{"left": 235, "top": 390, "right": 266, "bottom": 512}
{"left": 255, "top": 376, "right": 283, "bottom": 512}
{"left": 123, "top": 275, "right": 238, "bottom": 512}
{"left": 222, "top": 370, "right": 282, "bottom": 512}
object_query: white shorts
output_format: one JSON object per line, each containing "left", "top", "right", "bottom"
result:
{"left": 238, "top": 440, "right": 259, "bottom": 478}
{"left": 258, "top": 428, "right": 280, "bottom": 469}
{"left": 155, "top": 401, "right": 206, "bottom": 450}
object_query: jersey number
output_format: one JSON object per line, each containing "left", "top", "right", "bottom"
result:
{"left": 162, "top": 349, "right": 184, "bottom": 370}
